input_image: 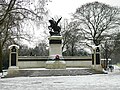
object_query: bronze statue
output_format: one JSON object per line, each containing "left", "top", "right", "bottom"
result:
{"left": 48, "top": 17, "right": 62, "bottom": 36}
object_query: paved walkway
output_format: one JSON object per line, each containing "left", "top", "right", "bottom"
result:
{"left": 0, "top": 69, "right": 120, "bottom": 90}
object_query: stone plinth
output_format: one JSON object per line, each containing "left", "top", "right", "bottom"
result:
{"left": 46, "top": 36, "right": 66, "bottom": 69}
{"left": 49, "top": 36, "right": 63, "bottom": 56}
{"left": 91, "top": 65, "right": 103, "bottom": 72}
{"left": 7, "top": 66, "right": 19, "bottom": 77}
{"left": 46, "top": 60, "right": 66, "bottom": 69}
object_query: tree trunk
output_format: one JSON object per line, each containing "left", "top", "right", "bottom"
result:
{"left": 0, "top": 42, "right": 2, "bottom": 72}
{"left": 93, "top": 39, "right": 100, "bottom": 46}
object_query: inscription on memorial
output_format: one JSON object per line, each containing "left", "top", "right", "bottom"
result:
{"left": 96, "top": 54, "right": 100, "bottom": 64}
{"left": 11, "top": 53, "right": 16, "bottom": 66}
{"left": 11, "top": 46, "right": 17, "bottom": 66}
{"left": 49, "top": 40, "right": 62, "bottom": 44}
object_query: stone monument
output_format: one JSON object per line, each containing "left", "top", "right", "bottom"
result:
{"left": 8, "top": 45, "right": 19, "bottom": 76}
{"left": 46, "top": 17, "right": 66, "bottom": 69}
{"left": 91, "top": 46, "right": 103, "bottom": 71}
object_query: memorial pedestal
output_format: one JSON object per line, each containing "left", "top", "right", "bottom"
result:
{"left": 91, "top": 65, "right": 103, "bottom": 71}
{"left": 46, "top": 36, "right": 66, "bottom": 69}
{"left": 7, "top": 66, "right": 19, "bottom": 77}
{"left": 46, "top": 60, "right": 66, "bottom": 69}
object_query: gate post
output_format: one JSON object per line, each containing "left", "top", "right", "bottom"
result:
{"left": 8, "top": 45, "right": 19, "bottom": 76}
{"left": 91, "top": 46, "right": 103, "bottom": 71}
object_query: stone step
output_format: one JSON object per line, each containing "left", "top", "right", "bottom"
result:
{"left": 20, "top": 69, "right": 92, "bottom": 77}
{"left": 6, "top": 68, "right": 104, "bottom": 78}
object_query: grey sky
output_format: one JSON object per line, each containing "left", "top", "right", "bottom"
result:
{"left": 24, "top": 0, "right": 120, "bottom": 47}
{"left": 47, "top": 0, "right": 120, "bottom": 19}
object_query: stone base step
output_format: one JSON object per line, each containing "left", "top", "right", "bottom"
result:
{"left": 6, "top": 68, "right": 104, "bottom": 78}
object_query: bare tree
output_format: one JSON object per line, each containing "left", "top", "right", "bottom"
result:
{"left": 19, "top": 41, "right": 48, "bottom": 56}
{"left": 62, "top": 21, "right": 82, "bottom": 56}
{"left": 111, "top": 34, "right": 120, "bottom": 63}
{"left": 108, "top": 32, "right": 120, "bottom": 63}
{"left": 73, "top": 1, "right": 120, "bottom": 46}
{"left": 0, "top": 0, "right": 48, "bottom": 72}
{"left": 33, "top": 41, "right": 48, "bottom": 56}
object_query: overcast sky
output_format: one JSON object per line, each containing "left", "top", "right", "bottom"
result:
{"left": 25, "top": 0, "right": 120, "bottom": 47}
{"left": 46, "top": 0, "right": 120, "bottom": 19}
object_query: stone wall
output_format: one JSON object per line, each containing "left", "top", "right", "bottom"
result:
{"left": 18, "top": 56, "right": 92, "bottom": 68}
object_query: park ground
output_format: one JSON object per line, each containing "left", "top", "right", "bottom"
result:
{"left": 0, "top": 65, "right": 120, "bottom": 90}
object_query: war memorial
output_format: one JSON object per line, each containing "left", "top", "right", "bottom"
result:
{"left": 7, "top": 17, "right": 103, "bottom": 77}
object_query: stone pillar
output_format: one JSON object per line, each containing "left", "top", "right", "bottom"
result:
{"left": 46, "top": 36, "right": 66, "bottom": 69}
{"left": 91, "top": 46, "right": 103, "bottom": 71}
{"left": 8, "top": 45, "right": 19, "bottom": 76}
